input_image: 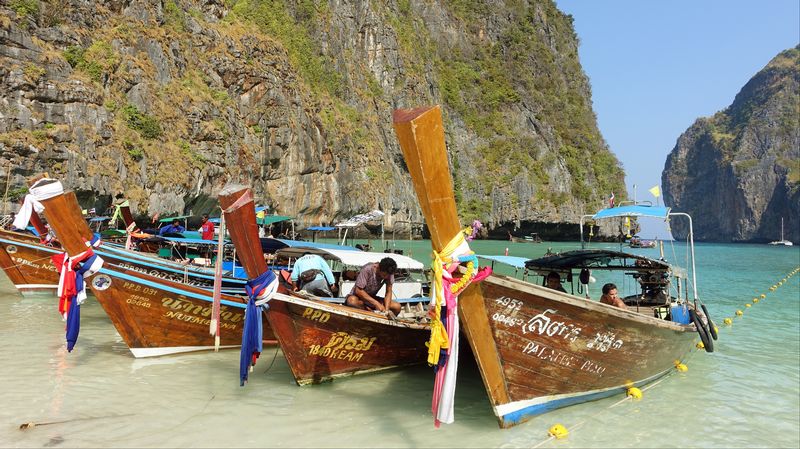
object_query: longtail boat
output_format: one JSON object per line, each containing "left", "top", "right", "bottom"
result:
{"left": 219, "top": 184, "right": 431, "bottom": 385}
{"left": 36, "top": 180, "right": 275, "bottom": 357}
{"left": 0, "top": 225, "right": 249, "bottom": 296}
{"left": 0, "top": 227, "right": 61, "bottom": 295}
{"left": 394, "top": 105, "right": 709, "bottom": 428}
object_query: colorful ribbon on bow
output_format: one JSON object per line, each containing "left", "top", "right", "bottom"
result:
{"left": 428, "top": 224, "right": 492, "bottom": 427}
{"left": 51, "top": 234, "right": 104, "bottom": 352}
{"left": 240, "top": 270, "right": 278, "bottom": 386}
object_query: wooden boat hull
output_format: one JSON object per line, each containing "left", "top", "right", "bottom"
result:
{"left": 0, "top": 228, "right": 247, "bottom": 295}
{"left": 473, "top": 273, "right": 695, "bottom": 427}
{"left": 265, "top": 292, "right": 429, "bottom": 385}
{"left": 87, "top": 265, "right": 275, "bottom": 358}
{"left": 0, "top": 230, "right": 60, "bottom": 295}
{"left": 218, "top": 184, "right": 432, "bottom": 384}
{"left": 393, "top": 105, "right": 698, "bottom": 428}
{"left": 0, "top": 232, "right": 274, "bottom": 356}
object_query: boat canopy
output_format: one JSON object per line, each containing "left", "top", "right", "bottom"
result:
{"left": 88, "top": 216, "right": 111, "bottom": 222}
{"left": 592, "top": 205, "right": 670, "bottom": 220}
{"left": 256, "top": 215, "right": 293, "bottom": 225}
{"left": 307, "top": 226, "right": 336, "bottom": 231}
{"left": 276, "top": 246, "right": 424, "bottom": 270}
{"left": 476, "top": 255, "right": 529, "bottom": 269}
{"left": 335, "top": 210, "right": 385, "bottom": 228}
{"left": 162, "top": 236, "right": 229, "bottom": 246}
{"left": 525, "top": 249, "right": 682, "bottom": 276}
{"left": 260, "top": 237, "right": 357, "bottom": 254}
{"left": 159, "top": 215, "right": 192, "bottom": 223}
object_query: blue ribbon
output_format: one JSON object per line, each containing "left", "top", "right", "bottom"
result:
{"left": 240, "top": 270, "right": 276, "bottom": 386}
{"left": 65, "top": 297, "right": 80, "bottom": 352}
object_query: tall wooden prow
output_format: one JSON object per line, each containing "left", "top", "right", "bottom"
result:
{"left": 392, "top": 106, "right": 511, "bottom": 420}
{"left": 38, "top": 188, "right": 95, "bottom": 256}
{"left": 218, "top": 184, "right": 266, "bottom": 279}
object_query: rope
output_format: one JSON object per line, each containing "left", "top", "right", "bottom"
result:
{"left": 717, "top": 267, "right": 798, "bottom": 330}
{"left": 533, "top": 267, "right": 799, "bottom": 446}
{"left": 532, "top": 366, "right": 685, "bottom": 448}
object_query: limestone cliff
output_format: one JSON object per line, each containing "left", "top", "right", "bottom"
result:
{"left": 662, "top": 46, "right": 799, "bottom": 242}
{"left": 0, "top": 0, "right": 626, "bottom": 234}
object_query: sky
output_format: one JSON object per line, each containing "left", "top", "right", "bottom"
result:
{"left": 554, "top": 0, "right": 800, "bottom": 204}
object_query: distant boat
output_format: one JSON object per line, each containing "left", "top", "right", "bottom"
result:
{"left": 508, "top": 232, "right": 542, "bottom": 243}
{"left": 768, "top": 218, "right": 793, "bottom": 246}
{"left": 629, "top": 236, "right": 656, "bottom": 248}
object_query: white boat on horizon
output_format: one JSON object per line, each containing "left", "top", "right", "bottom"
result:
{"left": 768, "top": 217, "right": 793, "bottom": 246}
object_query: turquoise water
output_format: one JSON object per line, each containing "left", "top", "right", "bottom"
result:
{"left": 0, "top": 240, "right": 797, "bottom": 448}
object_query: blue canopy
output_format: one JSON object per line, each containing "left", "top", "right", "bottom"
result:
{"left": 260, "top": 238, "right": 357, "bottom": 254}
{"left": 256, "top": 215, "right": 292, "bottom": 225}
{"left": 254, "top": 205, "right": 269, "bottom": 213}
{"left": 592, "top": 205, "right": 670, "bottom": 220}
{"left": 161, "top": 236, "right": 228, "bottom": 245}
{"left": 307, "top": 226, "right": 335, "bottom": 231}
{"left": 159, "top": 215, "right": 192, "bottom": 223}
{"left": 476, "top": 255, "right": 530, "bottom": 269}
{"left": 88, "top": 216, "right": 111, "bottom": 222}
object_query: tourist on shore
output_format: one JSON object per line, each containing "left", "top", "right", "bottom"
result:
{"left": 199, "top": 214, "right": 215, "bottom": 240}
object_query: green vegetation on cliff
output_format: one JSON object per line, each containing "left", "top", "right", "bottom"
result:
{"left": 1, "top": 0, "right": 627, "bottom": 225}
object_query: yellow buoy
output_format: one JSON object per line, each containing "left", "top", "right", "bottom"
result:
{"left": 627, "top": 387, "right": 643, "bottom": 399}
{"left": 724, "top": 318, "right": 733, "bottom": 325}
{"left": 676, "top": 363, "right": 688, "bottom": 372}
{"left": 745, "top": 304, "right": 751, "bottom": 308}
{"left": 753, "top": 298, "right": 759, "bottom": 303}
{"left": 736, "top": 310, "right": 744, "bottom": 316}
{"left": 760, "top": 294, "right": 766, "bottom": 299}
{"left": 714, "top": 326, "right": 719, "bottom": 334}
{"left": 696, "top": 342, "right": 705, "bottom": 349}
{"left": 548, "top": 424, "right": 569, "bottom": 439}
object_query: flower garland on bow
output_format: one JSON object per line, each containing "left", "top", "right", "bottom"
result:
{"left": 428, "top": 223, "right": 492, "bottom": 427}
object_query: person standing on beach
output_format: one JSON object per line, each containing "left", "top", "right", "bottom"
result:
{"left": 199, "top": 214, "right": 215, "bottom": 240}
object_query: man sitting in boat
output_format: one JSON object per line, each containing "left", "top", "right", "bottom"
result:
{"left": 600, "top": 283, "right": 627, "bottom": 309}
{"left": 290, "top": 252, "right": 338, "bottom": 297}
{"left": 159, "top": 219, "right": 185, "bottom": 236}
{"left": 344, "top": 257, "right": 402, "bottom": 315}
{"left": 545, "top": 271, "right": 567, "bottom": 293}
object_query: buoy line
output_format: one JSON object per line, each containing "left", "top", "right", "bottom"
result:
{"left": 718, "top": 267, "right": 798, "bottom": 330}
{"left": 531, "top": 362, "right": 690, "bottom": 447}
{"left": 531, "top": 267, "right": 799, "bottom": 447}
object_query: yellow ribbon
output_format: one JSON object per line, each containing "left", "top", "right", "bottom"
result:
{"left": 427, "top": 226, "right": 475, "bottom": 366}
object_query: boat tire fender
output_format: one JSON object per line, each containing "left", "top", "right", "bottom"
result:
{"left": 690, "top": 309, "right": 714, "bottom": 353}
{"left": 700, "top": 303, "right": 718, "bottom": 341}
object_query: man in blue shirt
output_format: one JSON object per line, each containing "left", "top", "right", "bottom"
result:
{"left": 159, "top": 219, "right": 185, "bottom": 236}
{"left": 290, "top": 252, "right": 338, "bottom": 297}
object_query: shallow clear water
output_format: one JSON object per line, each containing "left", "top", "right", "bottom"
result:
{"left": 0, "top": 240, "right": 798, "bottom": 448}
